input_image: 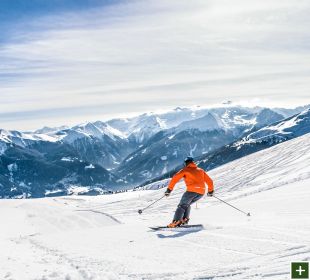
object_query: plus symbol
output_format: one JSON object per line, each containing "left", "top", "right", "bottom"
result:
{"left": 296, "top": 265, "right": 306, "bottom": 276}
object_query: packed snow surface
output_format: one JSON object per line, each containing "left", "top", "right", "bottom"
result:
{"left": 1, "top": 134, "right": 310, "bottom": 280}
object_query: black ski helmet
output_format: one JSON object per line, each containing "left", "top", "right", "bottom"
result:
{"left": 184, "top": 156, "right": 194, "bottom": 166}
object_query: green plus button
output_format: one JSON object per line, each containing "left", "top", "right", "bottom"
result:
{"left": 291, "top": 262, "right": 309, "bottom": 279}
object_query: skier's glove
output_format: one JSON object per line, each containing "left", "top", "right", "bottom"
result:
{"left": 207, "top": 190, "right": 214, "bottom": 197}
{"left": 165, "top": 188, "right": 172, "bottom": 196}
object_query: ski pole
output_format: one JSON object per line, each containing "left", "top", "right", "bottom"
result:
{"left": 138, "top": 195, "right": 165, "bottom": 214}
{"left": 213, "top": 195, "right": 251, "bottom": 216}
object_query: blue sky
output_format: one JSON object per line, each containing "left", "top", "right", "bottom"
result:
{"left": 1, "top": 0, "right": 310, "bottom": 130}
{"left": 0, "top": 0, "right": 118, "bottom": 23}
{"left": 0, "top": 0, "right": 116, "bottom": 41}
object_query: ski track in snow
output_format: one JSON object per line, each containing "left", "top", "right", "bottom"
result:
{"left": 75, "top": 209, "right": 122, "bottom": 224}
{"left": 0, "top": 134, "right": 310, "bottom": 279}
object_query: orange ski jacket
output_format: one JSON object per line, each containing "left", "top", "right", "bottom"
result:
{"left": 167, "top": 162, "right": 214, "bottom": 195}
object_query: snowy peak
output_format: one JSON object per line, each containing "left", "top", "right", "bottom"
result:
{"left": 175, "top": 112, "right": 222, "bottom": 132}
{"left": 0, "top": 130, "right": 11, "bottom": 155}
{"left": 255, "top": 108, "right": 284, "bottom": 128}
{"left": 218, "top": 107, "right": 256, "bottom": 129}
{"left": 107, "top": 105, "right": 287, "bottom": 143}
{"left": 0, "top": 128, "right": 58, "bottom": 147}
{"left": 272, "top": 104, "right": 310, "bottom": 118}
{"left": 244, "top": 108, "right": 310, "bottom": 143}
{"left": 107, "top": 114, "right": 168, "bottom": 143}
{"left": 129, "top": 114, "right": 167, "bottom": 142}
{"left": 65, "top": 121, "right": 125, "bottom": 143}
{"left": 107, "top": 107, "right": 204, "bottom": 141}
{"left": 171, "top": 106, "right": 285, "bottom": 136}
{"left": 34, "top": 125, "right": 69, "bottom": 134}
{"left": 1, "top": 121, "right": 126, "bottom": 148}
{"left": 0, "top": 129, "right": 11, "bottom": 144}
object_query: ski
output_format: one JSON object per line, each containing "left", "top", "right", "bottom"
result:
{"left": 150, "top": 224, "right": 203, "bottom": 231}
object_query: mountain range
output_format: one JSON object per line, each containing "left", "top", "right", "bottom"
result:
{"left": 0, "top": 104, "right": 309, "bottom": 198}
{"left": 139, "top": 107, "right": 310, "bottom": 188}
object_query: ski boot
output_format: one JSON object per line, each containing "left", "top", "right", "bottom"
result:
{"left": 167, "top": 220, "right": 182, "bottom": 228}
{"left": 181, "top": 218, "right": 189, "bottom": 225}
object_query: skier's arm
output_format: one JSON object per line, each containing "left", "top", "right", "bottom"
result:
{"left": 204, "top": 172, "right": 214, "bottom": 193}
{"left": 167, "top": 170, "right": 185, "bottom": 192}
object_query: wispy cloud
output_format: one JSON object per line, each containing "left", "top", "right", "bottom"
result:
{"left": 0, "top": 0, "right": 310, "bottom": 130}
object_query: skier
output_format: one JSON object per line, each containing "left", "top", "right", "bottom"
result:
{"left": 165, "top": 156, "right": 214, "bottom": 228}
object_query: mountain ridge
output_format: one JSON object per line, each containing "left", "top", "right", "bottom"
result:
{"left": 1, "top": 104, "right": 309, "bottom": 197}
{"left": 137, "top": 108, "right": 310, "bottom": 188}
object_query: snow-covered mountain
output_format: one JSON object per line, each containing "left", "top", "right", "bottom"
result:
{"left": 34, "top": 125, "right": 70, "bottom": 134}
{"left": 0, "top": 140, "right": 127, "bottom": 198}
{"left": 139, "top": 108, "right": 310, "bottom": 188}
{"left": 107, "top": 105, "right": 288, "bottom": 142}
{"left": 0, "top": 121, "right": 134, "bottom": 198}
{"left": 0, "top": 129, "right": 58, "bottom": 147}
{"left": 175, "top": 112, "right": 222, "bottom": 132}
{"left": 115, "top": 107, "right": 288, "bottom": 185}
{"left": 54, "top": 121, "right": 136, "bottom": 169}
{"left": 107, "top": 113, "right": 168, "bottom": 143}
{"left": 1, "top": 133, "right": 309, "bottom": 279}
{"left": 0, "top": 104, "right": 309, "bottom": 197}
{"left": 1, "top": 121, "right": 137, "bottom": 170}
{"left": 198, "top": 108, "right": 310, "bottom": 172}
{"left": 116, "top": 128, "right": 236, "bottom": 184}
{"left": 243, "top": 108, "right": 310, "bottom": 143}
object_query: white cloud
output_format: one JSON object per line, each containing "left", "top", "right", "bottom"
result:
{"left": 0, "top": 0, "right": 310, "bottom": 130}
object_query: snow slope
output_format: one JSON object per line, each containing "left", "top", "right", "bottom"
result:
{"left": 0, "top": 134, "right": 309, "bottom": 280}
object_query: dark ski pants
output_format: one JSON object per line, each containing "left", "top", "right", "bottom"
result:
{"left": 173, "top": 191, "right": 203, "bottom": 221}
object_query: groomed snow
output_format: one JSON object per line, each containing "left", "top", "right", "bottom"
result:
{"left": 0, "top": 134, "right": 309, "bottom": 280}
